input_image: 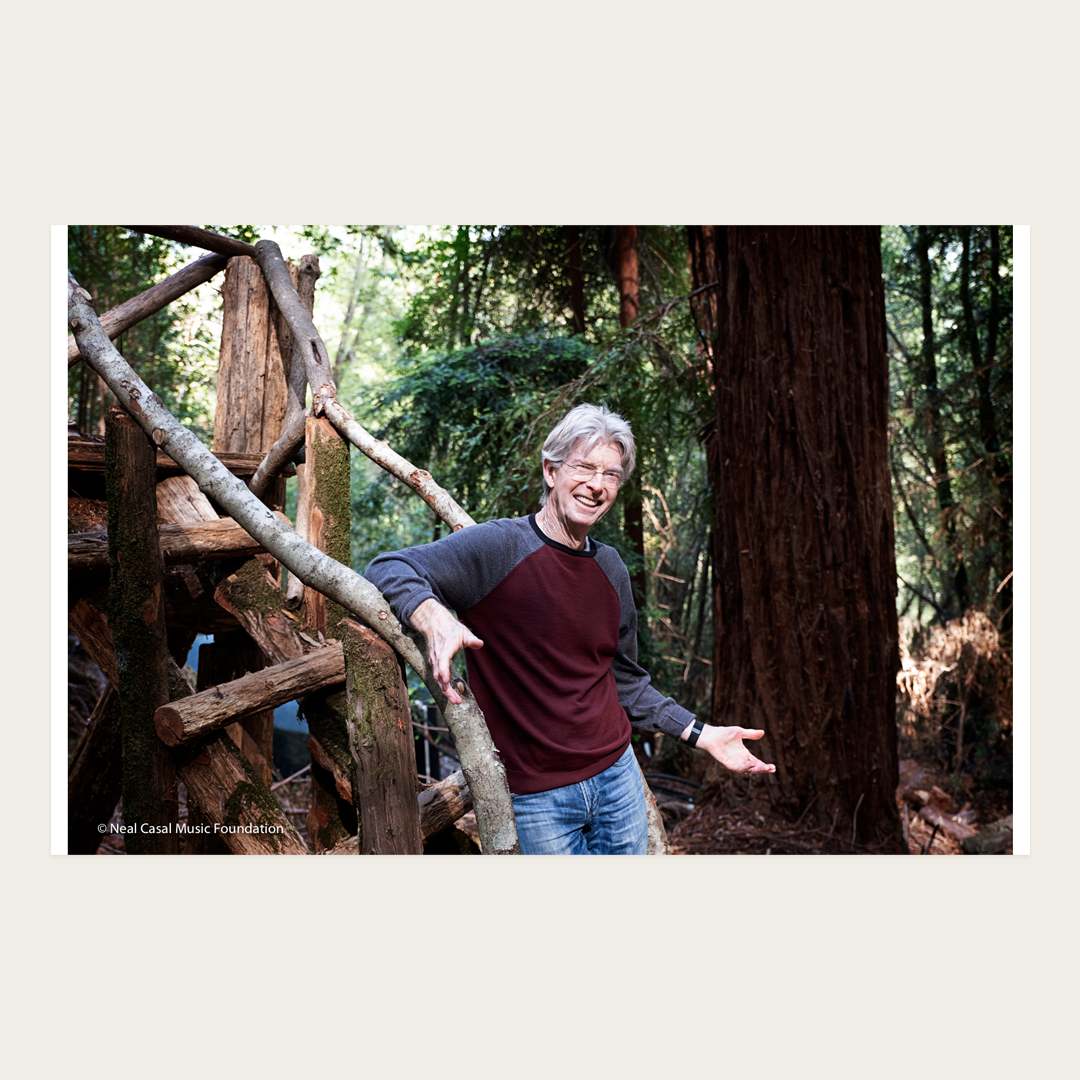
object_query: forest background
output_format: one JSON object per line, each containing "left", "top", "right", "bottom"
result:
{"left": 67, "top": 224, "right": 1015, "bottom": 851}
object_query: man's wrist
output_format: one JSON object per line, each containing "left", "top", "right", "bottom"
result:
{"left": 409, "top": 597, "right": 445, "bottom": 634}
{"left": 682, "top": 718, "right": 706, "bottom": 747}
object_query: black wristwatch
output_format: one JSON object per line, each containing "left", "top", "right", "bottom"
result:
{"left": 686, "top": 718, "right": 705, "bottom": 747}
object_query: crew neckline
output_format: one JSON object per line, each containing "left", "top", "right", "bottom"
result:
{"left": 529, "top": 514, "right": 597, "bottom": 558}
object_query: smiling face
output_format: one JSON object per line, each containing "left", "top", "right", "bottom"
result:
{"left": 538, "top": 439, "right": 624, "bottom": 548}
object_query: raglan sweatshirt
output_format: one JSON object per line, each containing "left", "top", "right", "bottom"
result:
{"left": 365, "top": 514, "right": 695, "bottom": 794}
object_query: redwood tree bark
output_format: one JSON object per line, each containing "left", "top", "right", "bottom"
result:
{"left": 688, "top": 226, "right": 904, "bottom": 852}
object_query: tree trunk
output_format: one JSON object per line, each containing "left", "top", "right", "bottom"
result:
{"left": 962, "top": 226, "right": 1012, "bottom": 628}
{"left": 105, "top": 408, "right": 179, "bottom": 854}
{"left": 342, "top": 619, "right": 423, "bottom": 854}
{"left": 688, "top": 225, "right": 904, "bottom": 852}
{"left": 301, "top": 416, "right": 357, "bottom": 852}
{"left": 565, "top": 226, "right": 586, "bottom": 335}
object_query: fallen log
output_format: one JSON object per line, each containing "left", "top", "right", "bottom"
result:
{"left": 917, "top": 804, "right": 978, "bottom": 843}
{"left": 67, "top": 253, "right": 227, "bottom": 367}
{"left": 325, "top": 769, "right": 473, "bottom": 852}
{"left": 155, "top": 643, "right": 345, "bottom": 746}
{"left": 69, "top": 441, "right": 293, "bottom": 480}
{"left": 215, "top": 558, "right": 308, "bottom": 666}
{"left": 69, "top": 516, "right": 281, "bottom": 575}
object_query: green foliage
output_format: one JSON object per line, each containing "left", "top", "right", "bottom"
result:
{"left": 394, "top": 226, "right": 623, "bottom": 351}
{"left": 372, "top": 333, "right": 594, "bottom": 518}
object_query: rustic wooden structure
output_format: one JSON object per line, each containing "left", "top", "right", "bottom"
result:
{"left": 66, "top": 230, "right": 497, "bottom": 855}
{"left": 67, "top": 225, "right": 667, "bottom": 855}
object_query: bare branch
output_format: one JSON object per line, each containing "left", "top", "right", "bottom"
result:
{"left": 67, "top": 253, "right": 227, "bottom": 367}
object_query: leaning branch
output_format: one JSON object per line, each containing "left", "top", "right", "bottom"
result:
{"left": 67, "top": 253, "right": 227, "bottom": 367}
{"left": 323, "top": 399, "right": 476, "bottom": 531}
{"left": 68, "top": 273, "right": 519, "bottom": 856}
{"left": 125, "top": 226, "right": 257, "bottom": 259}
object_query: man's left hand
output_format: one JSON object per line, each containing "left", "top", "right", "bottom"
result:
{"left": 686, "top": 724, "right": 776, "bottom": 774}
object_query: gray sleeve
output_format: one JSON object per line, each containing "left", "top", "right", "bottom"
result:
{"left": 595, "top": 546, "right": 696, "bottom": 739}
{"left": 365, "top": 517, "right": 540, "bottom": 626}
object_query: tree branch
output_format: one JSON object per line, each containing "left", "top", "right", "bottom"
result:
{"left": 67, "top": 253, "right": 227, "bottom": 367}
{"left": 68, "top": 273, "right": 519, "bottom": 855}
{"left": 125, "top": 226, "right": 256, "bottom": 259}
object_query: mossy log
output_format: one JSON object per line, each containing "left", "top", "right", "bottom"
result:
{"left": 300, "top": 417, "right": 355, "bottom": 853}
{"left": 215, "top": 558, "right": 308, "bottom": 666}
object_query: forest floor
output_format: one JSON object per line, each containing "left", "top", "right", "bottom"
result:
{"left": 659, "top": 750, "right": 1013, "bottom": 856}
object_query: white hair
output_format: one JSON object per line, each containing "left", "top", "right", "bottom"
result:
{"left": 539, "top": 403, "right": 636, "bottom": 507}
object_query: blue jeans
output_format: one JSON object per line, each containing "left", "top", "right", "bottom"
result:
{"left": 510, "top": 744, "right": 648, "bottom": 854}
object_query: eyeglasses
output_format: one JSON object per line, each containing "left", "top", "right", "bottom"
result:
{"left": 561, "top": 460, "right": 624, "bottom": 487}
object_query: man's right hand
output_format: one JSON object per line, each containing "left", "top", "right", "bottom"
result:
{"left": 409, "top": 597, "right": 484, "bottom": 705}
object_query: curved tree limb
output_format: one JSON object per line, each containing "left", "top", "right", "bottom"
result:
{"left": 248, "top": 256, "right": 320, "bottom": 503}
{"left": 253, "top": 240, "right": 337, "bottom": 415}
{"left": 249, "top": 406, "right": 309, "bottom": 502}
{"left": 68, "top": 273, "right": 519, "bottom": 855}
{"left": 67, "top": 253, "right": 228, "bottom": 367}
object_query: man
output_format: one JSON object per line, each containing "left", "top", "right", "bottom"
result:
{"left": 367, "top": 403, "right": 774, "bottom": 854}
